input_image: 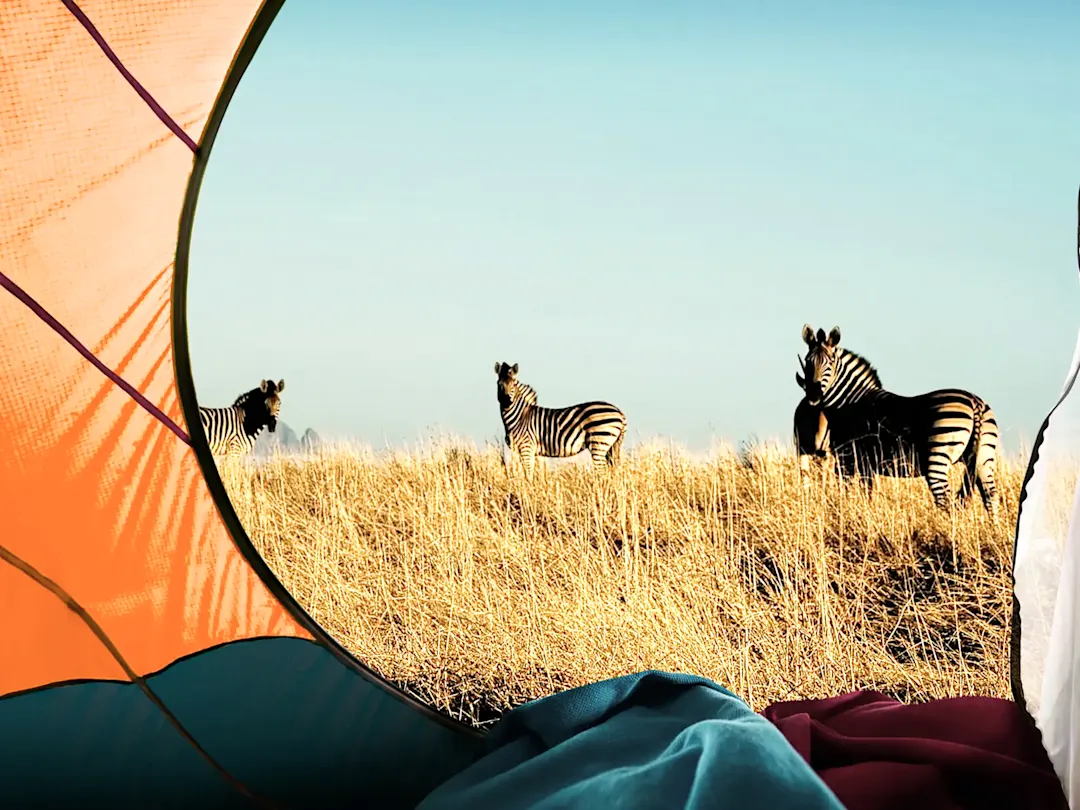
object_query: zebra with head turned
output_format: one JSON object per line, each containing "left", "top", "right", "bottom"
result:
{"left": 494, "top": 361, "right": 627, "bottom": 482}
{"left": 198, "top": 378, "right": 285, "bottom": 458}
{"left": 793, "top": 395, "right": 831, "bottom": 478}
{"left": 794, "top": 325, "right": 999, "bottom": 514}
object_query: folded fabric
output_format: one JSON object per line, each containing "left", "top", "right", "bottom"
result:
{"left": 416, "top": 670, "right": 845, "bottom": 810}
{"left": 762, "top": 690, "right": 1068, "bottom": 810}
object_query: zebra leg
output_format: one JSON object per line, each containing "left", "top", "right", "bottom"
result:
{"left": 926, "top": 406, "right": 976, "bottom": 511}
{"left": 605, "top": 429, "right": 625, "bottom": 467}
{"left": 973, "top": 451, "right": 999, "bottom": 517}
{"left": 799, "top": 454, "right": 812, "bottom": 489}
{"left": 957, "top": 452, "right": 977, "bottom": 507}
{"left": 976, "top": 462, "right": 999, "bottom": 517}
{"left": 957, "top": 474, "right": 973, "bottom": 506}
{"left": 975, "top": 405, "right": 1000, "bottom": 516}
{"left": 520, "top": 445, "right": 537, "bottom": 483}
{"left": 588, "top": 434, "right": 617, "bottom": 471}
{"left": 504, "top": 441, "right": 526, "bottom": 480}
{"left": 959, "top": 452, "right": 999, "bottom": 516}
{"left": 863, "top": 473, "right": 876, "bottom": 502}
{"left": 799, "top": 452, "right": 824, "bottom": 490}
{"left": 923, "top": 457, "right": 953, "bottom": 511}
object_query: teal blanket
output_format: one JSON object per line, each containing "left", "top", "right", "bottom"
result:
{"left": 417, "top": 671, "right": 845, "bottom": 810}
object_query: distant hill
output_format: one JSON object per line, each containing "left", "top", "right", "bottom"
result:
{"left": 252, "top": 421, "right": 322, "bottom": 457}
{"left": 300, "top": 428, "right": 323, "bottom": 452}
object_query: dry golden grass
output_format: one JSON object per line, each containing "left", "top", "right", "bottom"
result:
{"left": 217, "top": 438, "right": 1051, "bottom": 729}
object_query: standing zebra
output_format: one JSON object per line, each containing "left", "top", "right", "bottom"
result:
{"left": 494, "top": 361, "right": 627, "bottom": 481}
{"left": 198, "top": 378, "right": 285, "bottom": 458}
{"left": 794, "top": 325, "right": 999, "bottom": 514}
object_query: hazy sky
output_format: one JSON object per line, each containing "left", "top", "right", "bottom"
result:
{"left": 187, "top": 0, "right": 1080, "bottom": 455}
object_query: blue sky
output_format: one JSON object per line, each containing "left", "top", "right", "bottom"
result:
{"left": 187, "top": 0, "right": 1080, "bottom": 455}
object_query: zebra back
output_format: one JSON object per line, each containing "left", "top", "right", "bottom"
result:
{"left": 528, "top": 399, "right": 627, "bottom": 458}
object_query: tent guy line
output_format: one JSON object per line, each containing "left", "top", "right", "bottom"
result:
{"left": 0, "top": 542, "right": 282, "bottom": 809}
{"left": 61, "top": 0, "right": 200, "bottom": 154}
{"left": 0, "top": 269, "right": 192, "bottom": 445}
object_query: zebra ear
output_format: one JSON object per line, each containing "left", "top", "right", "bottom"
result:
{"left": 494, "top": 361, "right": 502, "bottom": 375}
{"left": 801, "top": 324, "right": 815, "bottom": 346}
{"left": 510, "top": 363, "right": 519, "bottom": 375}
{"left": 277, "top": 379, "right": 285, "bottom": 392}
{"left": 827, "top": 326, "right": 841, "bottom": 347}
{"left": 796, "top": 372, "right": 805, "bottom": 390}
{"left": 259, "top": 379, "right": 269, "bottom": 392}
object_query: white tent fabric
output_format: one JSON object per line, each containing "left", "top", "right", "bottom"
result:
{"left": 1014, "top": 323, "right": 1080, "bottom": 805}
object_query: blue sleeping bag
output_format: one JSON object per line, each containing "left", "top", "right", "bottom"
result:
{"left": 417, "top": 670, "right": 845, "bottom": 810}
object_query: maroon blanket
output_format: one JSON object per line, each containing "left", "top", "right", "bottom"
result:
{"left": 762, "top": 691, "right": 1067, "bottom": 810}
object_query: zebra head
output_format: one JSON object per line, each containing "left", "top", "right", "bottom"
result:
{"left": 796, "top": 324, "right": 842, "bottom": 407}
{"left": 494, "top": 361, "right": 524, "bottom": 411}
{"left": 235, "top": 378, "right": 285, "bottom": 434}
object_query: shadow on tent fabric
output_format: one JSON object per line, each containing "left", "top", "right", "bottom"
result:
{"left": 762, "top": 690, "right": 1068, "bottom": 810}
{"left": 416, "top": 671, "right": 847, "bottom": 810}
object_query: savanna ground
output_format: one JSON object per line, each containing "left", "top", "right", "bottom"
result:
{"left": 217, "top": 438, "right": 1055, "bottom": 729}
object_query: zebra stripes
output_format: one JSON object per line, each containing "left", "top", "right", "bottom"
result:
{"left": 199, "top": 378, "right": 285, "bottom": 458}
{"left": 495, "top": 361, "right": 627, "bottom": 481}
{"left": 794, "top": 325, "right": 999, "bottom": 514}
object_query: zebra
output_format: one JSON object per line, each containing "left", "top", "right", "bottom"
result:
{"left": 198, "top": 378, "right": 285, "bottom": 458}
{"left": 793, "top": 395, "right": 831, "bottom": 478}
{"left": 494, "top": 361, "right": 627, "bottom": 481}
{"left": 794, "top": 324, "right": 999, "bottom": 514}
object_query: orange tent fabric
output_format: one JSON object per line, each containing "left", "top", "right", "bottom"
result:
{"left": 0, "top": 2, "right": 479, "bottom": 807}
{"left": 0, "top": 0, "right": 306, "bottom": 703}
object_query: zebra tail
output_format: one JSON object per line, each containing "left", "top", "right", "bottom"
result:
{"left": 975, "top": 400, "right": 999, "bottom": 465}
{"left": 960, "top": 400, "right": 983, "bottom": 470}
{"left": 965, "top": 397, "right": 997, "bottom": 475}
{"left": 970, "top": 403, "right": 983, "bottom": 453}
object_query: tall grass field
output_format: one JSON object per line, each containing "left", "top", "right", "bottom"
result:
{"left": 216, "top": 438, "right": 1063, "bottom": 729}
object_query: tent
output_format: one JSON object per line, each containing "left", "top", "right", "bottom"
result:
{"left": 1013, "top": 319, "right": 1080, "bottom": 805}
{"left": 0, "top": 1, "right": 1076, "bottom": 808}
{"left": 0, "top": 2, "right": 482, "bottom": 807}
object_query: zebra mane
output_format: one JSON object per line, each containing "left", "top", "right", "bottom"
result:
{"left": 837, "top": 347, "right": 884, "bottom": 388}
{"left": 232, "top": 387, "right": 267, "bottom": 409}
{"left": 517, "top": 382, "right": 538, "bottom": 404}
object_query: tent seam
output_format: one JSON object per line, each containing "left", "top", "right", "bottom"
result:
{"left": 0, "top": 269, "right": 191, "bottom": 445}
{"left": 0, "top": 635, "right": 328, "bottom": 705}
{"left": 169, "top": 0, "right": 487, "bottom": 742}
{"left": 0, "top": 543, "right": 286, "bottom": 809}
{"left": 61, "top": 0, "right": 199, "bottom": 153}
